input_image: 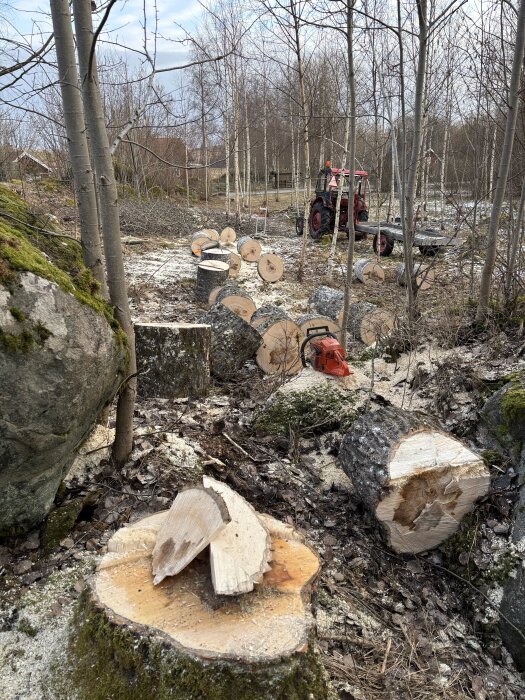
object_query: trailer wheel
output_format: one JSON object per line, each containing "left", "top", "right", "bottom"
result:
{"left": 309, "top": 202, "right": 332, "bottom": 240}
{"left": 295, "top": 216, "right": 304, "bottom": 236}
{"left": 373, "top": 231, "right": 395, "bottom": 257}
{"left": 419, "top": 245, "right": 439, "bottom": 256}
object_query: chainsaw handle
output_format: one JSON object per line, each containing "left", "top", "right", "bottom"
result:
{"left": 300, "top": 330, "right": 338, "bottom": 367}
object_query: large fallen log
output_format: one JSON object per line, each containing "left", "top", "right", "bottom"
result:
{"left": 215, "top": 285, "right": 256, "bottom": 323}
{"left": 256, "top": 315, "right": 304, "bottom": 376}
{"left": 195, "top": 261, "right": 230, "bottom": 302}
{"left": 396, "top": 262, "right": 435, "bottom": 291}
{"left": 237, "top": 235, "right": 262, "bottom": 261}
{"left": 339, "top": 407, "right": 490, "bottom": 554}
{"left": 71, "top": 511, "right": 330, "bottom": 699}
{"left": 135, "top": 322, "right": 211, "bottom": 398}
{"left": 251, "top": 305, "right": 289, "bottom": 329}
{"left": 200, "top": 303, "right": 262, "bottom": 379}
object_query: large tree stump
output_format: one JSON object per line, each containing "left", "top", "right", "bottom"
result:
{"left": 216, "top": 285, "right": 257, "bottom": 322}
{"left": 339, "top": 407, "right": 490, "bottom": 553}
{"left": 135, "top": 323, "right": 210, "bottom": 399}
{"left": 256, "top": 315, "right": 304, "bottom": 376}
{"left": 251, "top": 305, "right": 290, "bottom": 329}
{"left": 200, "top": 303, "right": 262, "bottom": 379}
{"left": 201, "top": 248, "right": 231, "bottom": 265}
{"left": 396, "top": 262, "right": 435, "bottom": 290}
{"left": 353, "top": 258, "right": 385, "bottom": 284}
{"left": 237, "top": 236, "right": 262, "bottom": 261}
{"left": 70, "top": 512, "right": 331, "bottom": 700}
{"left": 308, "top": 286, "right": 395, "bottom": 345}
{"left": 296, "top": 313, "right": 340, "bottom": 336}
{"left": 195, "top": 261, "right": 230, "bottom": 302}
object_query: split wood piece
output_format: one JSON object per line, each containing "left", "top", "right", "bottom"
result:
{"left": 200, "top": 303, "right": 262, "bottom": 379}
{"left": 135, "top": 323, "right": 211, "bottom": 399}
{"left": 200, "top": 239, "right": 221, "bottom": 253}
{"left": 237, "top": 235, "right": 262, "bottom": 262}
{"left": 396, "top": 262, "right": 435, "bottom": 291}
{"left": 201, "top": 248, "right": 231, "bottom": 266}
{"left": 204, "top": 228, "right": 219, "bottom": 241}
{"left": 228, "top": 252, "right": 242, "bottom": 278}
{"left": 195, "top": 261, "right": 230, "bottom": 302}
{"left": 203, "top": 476, "right": 271, "bottom": 595}
{"left": 76, "top": 513, "right": 329, "bottom": 700}
{"left": 353, "top": 258, "right": 385, "bottom": 284}
{"left": 151, "top": 487, "right": 230, "bottom": 585}
{"left": 251, "top": 305, "right": 290, "bottom": 329}
{"left": 215, "top": 285, "right": 256, "bottom": 323}
{"left": 208, "top": 286, "right": 224, "bottom": 307}
{"left": 296, "top": 313, "right": 340, "bottom": 336}
{"left": 256, "top": 316, "right": 304, "bottom": 376}
{"left": 219, "top": 226, "right": 237, "bottom": 244}
{"left": 339, "top": 406, "right": 490, "bottom": 554}
{"left": 257, "top": 253, "right": 284, "bottom": 282}
{"left": 191, "top": 231, "right": 213, "bottom": 256}
{"left": 309, "top": 285, "right": 395, "bottom": 345}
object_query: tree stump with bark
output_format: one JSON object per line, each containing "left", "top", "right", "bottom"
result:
{"left": 353, "top": 258, "right": 385, "bottom": 284}
{"left": 195, "top": 261, "right": 230, "bottom": 302}
{"left": 201, "top": 248, "right": 231, "bottom": 266}
{"left": 251, "top": 305, "right": 290, "bottom": 329}
{"left": 200, "top": 303, "right": 262, "bottom": 379}
{"left": 215, "top": 285, "right": 257, "bottom": 322}
{"left": 237, "top": 236, "right": 262, "bottom": 261}
{"left": 256, "top": 315, "right": 304, "bottom": 376}
{"left": 339, "top": 407, "right": 490, "bottom": 553}
{"left": 135, "top": 322, "right": 211, "bottom": 399}
{"left": 296, "top": 314, "right": 340, "bottom": 336}
{"left": 396, "top": 262, "right": 435, "bottom": 291}
{"left": 257, "top": 253, "right": 284, "bottom": 282}
{"left": 70, "top": 509, "right": 331, "bottom": 700}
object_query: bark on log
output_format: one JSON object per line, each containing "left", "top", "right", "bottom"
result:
{"left": 339, "top": 407, "right": 490, "bottom": 554}
{"left": 353, "top": 258, "right": 385, "bottom": 284}
{"left": 201, "top": 248, "right": 231, "bottom": 266}
{"left": 396, "top": 262, "right": 435, "bottom": 290}
{"left": 257, "top": 253, "right": 284, "bottom": 282}
{"left": 200, "top": 303, "right": 262, "bottom": 379}
{"left": 256, "top": 316, "right": 304, "bottom": 376}
{"left": 219, "top": 226, "right": 237, "bottom": 244}
{"left": 135, "top": 323, "right": 210, "bottom": 399}
{"left": 237, "top": 236, "right": 262, "bottom": 261}
{"left": 229, "top": 252, "right": 242, "bottom": 278}
{"left": 251, "top": 305, "right": 290, "bottom": 329}
{"left": 191, "top": 231, "right": 213, "bottom": 256}
{"left": 70, "top": 512, "right": 331, "bottom": 700}
{"left": 195, "top": 261, "right": 230, "bottom": 302}
{"left": 296, "top": 314, "right": 340, "bottom": 336}
{"left": 216, "top": 285, "right": 256, "bottom": 323}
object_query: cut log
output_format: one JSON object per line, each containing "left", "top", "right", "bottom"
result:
{"left": 251, "top": 305, "right": 289, "bottom": 329}
{"left": 151, "top": 486, "right": 230, "bottom": 585}
{"left": 219, "top": 226, "right": 237, "bottom": 244}
{"left": 208, "top": 286, "right": 224, "bottom": 307}
{"left": 203, "top": 476, "right": 271, "bottom": 595}
{"left": 256, "top": 316, "right": 304, "bottom": 376}
{"left": 228, "top": 252, "right": 242, "bottom": 278}
{"left": 257, "top": 253, "right": 284, "bottom": 282}
{"left": 71, "top": 512, "right": 330, "bottom": 700}
{"left": 396, "top": 262, "right": 435, "bottom": 290}
{"left": 135, "top": 323, "right": 211, "bottom": 399}
{"left": 204, "top": 228, "right": 219, "bottom": 241}
{"left": 200, "top": 238, "right": 220, "bottom": 253}
{"left": 353, "top": 258, "right": 385, "bottom": 284}
{"left": 195, "top": 261, "right": 230, "bottom": 302}
{"left": 215, "top": 285, "right": 256, "bottom": 323}
{"left": 200, "top": 303, "right": 262, "bottom": 379}
{"left": 237, "top": 235, "right": 262, "bottom": 261}
{"left": 201, "top": 248, "right": 231, "bottom": 266}
{"left": 296, "top": 313, "right": 340, "bottom": 336}
{"left": 309, "top": 285, "right": 345, "bottom": 321}
{"left": 191, "top": 231, "right": 213, "bottom": 256}
{"left": 339, "top": 407, "right": 490, "bottom": 554}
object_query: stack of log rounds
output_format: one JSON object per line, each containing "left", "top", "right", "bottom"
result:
{"left": 339, "top": 407, "right": 490, "bottom": 554}
{"left": 396, "top": 262, "right": 435, "bottom": 290}
{"left": 256, "top": 315, "right": 304, "bottom": 375}
{"left": 309, "top": 286, "right": 395, "bottom": 345}
{"left": 201, "top": 304, "right": 262, "bottom": 379}
{"left": 251, "top": 305, "right": 289, "bottom": 329}
{"left": 237, "top": 236, "right": 262, "bottom": 262}
{"left": 201, "top": 248, "right": 231, "bottom": 265}
{"left": 353, "top": 258, "right": 385, "bottom": 284}
{"left": 215, "top": 286, "right": 256, "bottom": 323}
{"left": 191, "top": 231, "right": 216, "bottom": 256}
{"left": 257, "top": 253, "right": 284, "bottom": 282}
{"left": 296, "top": 313, "right": 340, "bottom": 336}
{"left": 219, "top": 226, "right": 237, "bottom": 244}
{"left": 229, "top": 252, "right": 242, "bottom": 278}
{"left": 204, "top": 228, "right": 219, "bottom": 240}
{"left": 195, "top": 261, "right": 230, "bottom": 302}
{"left": 72, "top": 510, "right": 330, "bottom": 700}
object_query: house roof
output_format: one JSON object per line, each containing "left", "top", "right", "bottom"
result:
{"left": 12, "top": 150, "right": 52, "bottom": 171}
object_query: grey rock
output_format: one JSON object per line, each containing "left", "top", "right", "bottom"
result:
{"left": 0, "top": 272, "right": 126, "bottom": 535}
{"left": 479, "top": 381, "right": 525, "bottom": 461}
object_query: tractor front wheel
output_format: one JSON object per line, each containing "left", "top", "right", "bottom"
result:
{"left": 373, "top": 231, "right": 395, "bottom": 257}
{"left": 309, "top": 202, "right": 332, "bottom": 240}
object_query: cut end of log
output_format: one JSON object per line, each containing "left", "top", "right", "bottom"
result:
{"left": 256, "top": 319, "right": 304, "bottom": 375}
{"left": 237, "top": 236, "right": 262, "bottom": 261}
{"left": 257, "top": 253, "right": 284, "bottom": 282}
{"left": 229, "top": 252, "right": 242, "bottom": 277}
{"left": 220, "top": 226, "right": 237, "bottom": 244}
{"left": 353, "top": 258, "right": 385, "bottom": 284}
{"left": 357, "top": 308, "right": 396, "bottom": 345}
{"left": 204, "top": 228, "right": 219, "bottom": 240}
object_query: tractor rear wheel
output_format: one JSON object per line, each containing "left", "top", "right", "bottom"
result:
{"left": 309, "top": 202, "right": 332, "bottom": 240}
{"left": 373, "top": 231, "right": 395, "bottom": 257}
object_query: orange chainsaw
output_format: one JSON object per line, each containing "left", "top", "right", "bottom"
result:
{"left": 300, "top": 326, "right": 351, "bottom": 377}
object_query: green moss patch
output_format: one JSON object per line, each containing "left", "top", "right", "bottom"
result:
{"left": 42, "top": 499, "right": 84, "bottom": 551}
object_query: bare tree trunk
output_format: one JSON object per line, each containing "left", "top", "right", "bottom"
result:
{"left": 440, "top": 72, "right": 451, "bottom": 225}
{"left": 232, "top": 58, "right": 241, "bottom": 226}
{"left": 476, "top": 0, "right": 525, "bottom": 322}
{"left": 290, "top": 91, "right": 298, "bottom": 214}
{"left": 199, "top": 68, "right": 209, "bottom": 208}
{"left": 73, "top": 0, "right": 136, "bottom": 465}
{"left": 50, "top": 0, "right": 106, "bottom": 294}
{"left": 224, "top": 62, "right": 231, "bottom": 219}
{"left": 488, "top": 121, "right": 497, "bottom": 201}
{"left": 244, "top": 85, "right": 251, "bottom": 213}
{"left": 328, "top": 86, "right": 350, "bottom": 269}
{"left": 387, "top": 130, "right": 395, "bottom": 222}
{"left": 505, "top": 171, "right": 525, "bottom": 299}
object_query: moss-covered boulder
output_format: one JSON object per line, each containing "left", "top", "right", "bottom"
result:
{"left": 0, "top": 185, "right": 127, "bottom": 535}
{"left": 480, "top": 374, "right": 525, "bottom": 460}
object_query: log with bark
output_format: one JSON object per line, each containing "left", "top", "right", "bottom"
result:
{"left": 201, "top": 248, "right": 231, "bottom": 266}
{"left": 191, "top": 231, "right": 215, "bottom": 256}
{"left": 215, "top": 285, "right": 256, "bottom": 323}
{"left": 70, "top": 509, "right": 330, "bottom": 699}
{"left": 237, "top": 235, "right": 262, "bottom": 261}
{"left": 208, "top": 286, "right": 224, "bottom": 307}
{"left": 195, "top": 261, "right": 230, "bottom": 302}
{"left": 353, "top": 258, "right": 385, "bottom": 284}
{"left": 296, "top": 313, "right": 340, "bottom": 336}
{"left": 396, "top": 262, "right": 435, "bottom": 290}
{"left": 339, "top": 406, "right": 490, "bottom": 554}
{"left": 200, "top": 303, "right": 262, "bottom": 379}
{"left": 257, "top": 252, "right": 284, "bottom": 282}
{"left": 135, "top": 322, "right": 210, "bottom": 398}
{"left": 256, "top": 315, "right": 304, "bottom": 376}
{"left": 251, "top": 305, "right": 289, "bottom": 329}
{"left": 309, "top": 286, "right": 395, "bottom": 345}
{"left": 229, "top": 252, "right": 242, "bottom": 278}
{"left": 204, "top": 228, "right": 219, "bottom": 241}
{"left": 219, "top": 226, "right": 237, "bottom": 244}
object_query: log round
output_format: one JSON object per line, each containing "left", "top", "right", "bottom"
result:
{"left": 208, "top": 286, "right": 224, "bottom": 307}
{"left": 353, "top": 258, "right": 385, "bottom": 284}
{"left": 219, "top": 226, "right": 237, "bottom": 244}
{"left": 296, "top": 314, "right": 340, "bottom": 336}
{"left": 257, "top": 253, "right": 284, "bottom": 282}
{"left": 396, "top": 262, "right": 435, "bottom": 291}
{"left": 70, "top": 512, "right": 330, "bottom": 700}
{"left": 251, "top": 305, "right": 290, "bottom": 329}
{"left": 191, "top": 231, "right": 213, "bottom": 256}
{"left": 339, "top": 407, "right": 490, "bottom": 554}
{"left": 204, "top": 228, "right": 220, "bottom": 241}
{"left": 201, "top": 248, "right": 231, "bottom": 266}
{"left": 216, "top": 285, "right": 256, "bottom": 323}
{"left": 200, "top": 303, "right": 262, "bottom": 379}
{"left": 229, "top": 252, "right": 242, "bottom": 278}
{"left": 195, "top": 261, "right": 230, "bottom": 302}
{"left": 237, "top": 236, "right": 262, "bottom": 262}
{"left": 256, "top": 316, "right": 304, "bottom": 376}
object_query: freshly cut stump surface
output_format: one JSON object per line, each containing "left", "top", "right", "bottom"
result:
{"left": 229, "top": 252, "right": 242, "bottom": 278}
{"left": 256, "top": 317, "right": 304, "bottom": 375}
{"left": 201, "top": 248, "right": 231, "bottom": 265}
{"left": 339, "top": 407, "right": 490, "bottom": 553}
{"left": 257, "top": 253, "right": 284, "bottom": 282}
{"left": 71, "top": 512, "right": 330, "bottom": 700}
{"left": 219, "top": 226, "right": 237, "bottom": 244}
{"left": 353, "top": 258, "right": 385, "bottom": 284}
{"left": 216, "top": 285, "right": 256, "bottom": 323}
{"left": 195, "top": 261, "right": 230, "bottom": 302}
{"left": 396, "top": 262, "right": 435, "bottom": 291}
{"left": 237, "top": 236, "right": 262, "bottom": 262}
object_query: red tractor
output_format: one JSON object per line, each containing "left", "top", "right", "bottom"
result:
{"left": 296, "top": 163, "right": 369, "bottom": 240}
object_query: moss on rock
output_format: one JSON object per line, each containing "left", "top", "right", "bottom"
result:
{"left": 42, "top": 499, "right": 84, "bottom": 551}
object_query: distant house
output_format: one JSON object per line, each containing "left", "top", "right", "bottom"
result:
{"left": 11, "top": 151, "right": 53, "bottom": 179}
{"left": 269, "top": 170, "right": 295, "bottom": 189}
